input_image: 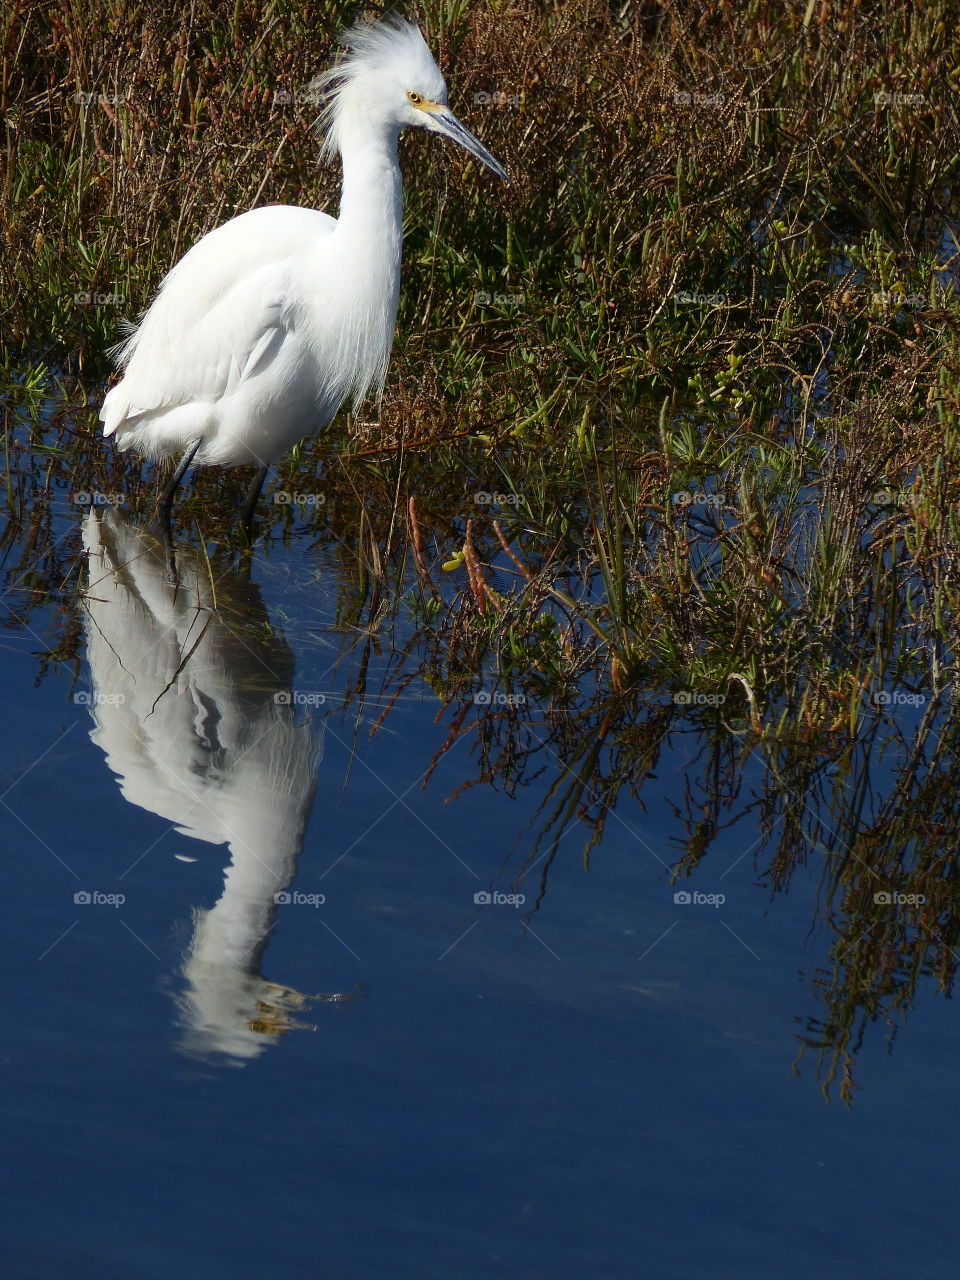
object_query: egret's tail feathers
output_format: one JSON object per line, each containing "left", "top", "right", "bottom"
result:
{"left": 100, "top": 386, "right": 128, "bottom": 439}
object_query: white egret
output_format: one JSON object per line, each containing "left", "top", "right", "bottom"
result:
{"left": 100, "top": 16, "right": 508, "bottom": 525}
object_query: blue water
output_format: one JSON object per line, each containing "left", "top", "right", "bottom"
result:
{"left": 3, "top": 507, "right": 958, "bottom": 1278}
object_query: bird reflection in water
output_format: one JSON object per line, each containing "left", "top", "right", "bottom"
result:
{"left": 81, "top": 507, "right": 359, "bottom": 1062}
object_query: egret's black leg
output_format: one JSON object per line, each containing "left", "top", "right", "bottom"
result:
{"left": 241, "top": 464, "right": 269, "bottom": 535}
{"left": 158, "top": 511, "right": 179, "bottom": 583}
{"left": 159, "top": 438, "right": 203, "bottom": 519}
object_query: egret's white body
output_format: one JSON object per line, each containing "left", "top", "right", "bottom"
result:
{"left": 100, "top": 18, "right": 506, "bottom": 500}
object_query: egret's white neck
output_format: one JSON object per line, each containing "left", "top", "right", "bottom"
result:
{"left": 322, "top": 120, "right": 406, "bottom": 405}
{"left": 333, "top": 122, "right": 404, "bottom": 260}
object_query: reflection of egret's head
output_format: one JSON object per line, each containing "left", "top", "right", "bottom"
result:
{"left": 82, "top": 507, "right": 345, "bottom": 1063}
{"left": 175, "top": 953, "right": 323, "bottom": 1063}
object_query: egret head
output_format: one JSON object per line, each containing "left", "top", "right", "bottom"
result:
{"left": 318, "top": 16, "right": 508, "bottom": 182}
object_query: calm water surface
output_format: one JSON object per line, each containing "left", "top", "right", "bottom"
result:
{"left": 3, "top": 501, "right": 956, "bottom": 1279}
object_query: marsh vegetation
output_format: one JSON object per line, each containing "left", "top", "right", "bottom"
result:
{"left": 4, "top": 0, "right": 960, "bottom": 1098}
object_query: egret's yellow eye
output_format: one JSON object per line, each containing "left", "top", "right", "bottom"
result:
{"left": 407, "top": 91, "right": 422, "bottom": 105}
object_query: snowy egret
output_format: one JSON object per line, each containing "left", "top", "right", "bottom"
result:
{"left": 100, "top": 16, "right": 508, "bottom": 525}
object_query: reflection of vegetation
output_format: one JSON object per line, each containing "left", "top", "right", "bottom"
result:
{"left": 7, "top": 388, "right": 960, "bottom": 1098}
{"left": 401, "top": 588, "right": 960, "bottom": 1107}
{"left": 4, "top": 1, "right": 960, "bottom": 1098}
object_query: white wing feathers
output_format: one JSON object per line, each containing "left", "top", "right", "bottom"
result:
{"left": 100, "top": 206, "right": 336, "bottom": 453}
{"left": 102, "top": 282, "right": 289, "bottom": 436}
